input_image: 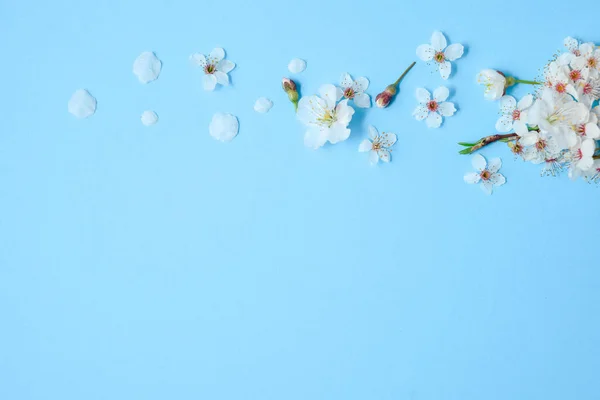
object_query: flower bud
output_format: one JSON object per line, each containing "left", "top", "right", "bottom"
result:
{"left": 375, "top": 91, "right": 392, "bottom": 108}
{"left": 282, "top": 77, "right": 297, "bottom": 93}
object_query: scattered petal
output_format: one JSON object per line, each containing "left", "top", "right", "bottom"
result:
{"left": 254, "top": 97, "right": 273, "bottom": 113}
{"left": 68, "top": 89, "right": 97, "bottom": 119}
{"left": 141, "top": 110, "right": 158, "bottom": 126}
{"left": 209, "top": 113, "right": 239, "bottom": 142}
{"left": 288, "top": 58, "right": 306, "bottom": 74}
{"left": 133, "top": 51, "right": 162, "bottom": 84}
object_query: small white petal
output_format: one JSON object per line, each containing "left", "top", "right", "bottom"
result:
{"left": 413, "top": 105, "right": 429, "bottom": 121}
{"left": 472, "top": 154, "right": 487, "bottom": 171}
{"left": 437, "top": 102, "right": 456, "bottom": 117}
{"left": 327, "top": 123, "right": 351, "bottom": 144}
{"left": 353, "top": 77, "right": 369, "bottom": 92}
{"left": 353, "top": 92, "right": 371, "bottom": 108}
{"left": 379, "top": 132, "right": 397, "bottom": 147}
{"left": 431, "top": 31, "right": 447, "bottom": 51}
{"left": 68, "top": 89, "right": 97, "bottom": 119}
{"left": 490, "top": 173, "right": 506, "bottom": 186}
{"left": 190, "top": 53, "right": 207, "bottom": 68}
{"left": 288, "top": 58, "right": 306, "bottom": 74}
{"left": 439, "top": 61, "right": 451, "bottom": 80}
{"left": 133, "top": 51, "right": 162, "bottom": 84}
{"left": 517, "top": 94, "right": 533, "bottom": 110}
{"left": 304, "top": 128, "right": 328, "bottom": 149}
{"left": 209, "top": 113, "right": 239, "bottom": 142}
{"left": 444, "top": 43, "right": 464, "bottom": 61}
{"left": 464, "top": 172, "right": 480, "bottom": 184}
{"left": 368, "top": 150, "right": 379, "bottom": 165}
{"left": 368, "top": 125, "right": 379, "bottom": 140}
{"left": 487, "top": 157, "right": 502, "bottom": 173}
{"left": 214, "top": 71, "right": 229, "bottom": 86}
{"left": 217, "top": 59, "right": 235, "bottom": 73}
{"left": 499, "top": 95, "right": 517, "bottom": 112}
{"left": 433, "top": 86, "right": 449, "bottom": 102}
{"left": 358, "top": 139, "right": 372, "bottom": 152}
{"left": 203, "top": 74, "right": 218, "bottom": 91}
{"left": 495, "top": 115, "right": 513, "bottom": 132}
{"left": 319, "top": 84, "right": 343, "bottom": 107}
{"left": 209, "top": 48, "right": 225, "bottom": 62}
{"left": 378, "top": 149, "right": 391, "bottom": 163}
{"left": 254, "top": 97, "right": 273, "bottom": 113}
{"left": 416, "top": 88, "right": 431, "bottom": 103}
{"left": 340, "top": 72, "right": 353, "bottom": 88}
{"left": 416, "top": 44, "right": 435, "bottom": 61}
{"left": 141, "top": 110, "right": 158, "bottom": 126}
{"left": 480, "top": 181, "right": 493, "bottom": 195}
{"left": 426, "top": 112, "right": 442, "bottom": 128}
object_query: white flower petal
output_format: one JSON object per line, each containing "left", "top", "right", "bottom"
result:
{"left": 340, "top": 72, "right": 353, "bottom": 88}
{"left": 433, "top": 86, "right": 449, "bottom": 102}
{"left": 358, "top": 139, "right": 372, "bottom": 152}
{"left": 141, "top": 110, "right": 158, "bottom": 126}
{"left": 217, "top": 59, "right": 235, "bottom": 73}
{"left": 209, "top": 113, "right": 239, "bottom": 142}
{"left": 480, "top": 181, "right": 493, "bottom": 195}
{"left": 585, "top": 123, "right": 600, "bottom": 139}
{"left": 444, "top": 43, "right": 464, "bottom": 61}
{"left": 464, "top": 172, "right": 480, "bottom": 184}
{"left": 133, "top": 51, "right": 162, "bottom": 84}
{"left": 499, "top": 95, "right": 517, "bottom": 113}
{"left": 368, "top": 125, "right": 378, "bottom": 140}
{"left": 190, "top": 53, "right": 207, "bottom": 68}
{"left": 254, "top": 97, "right": 273, "bottom": 113}
{"left": 304, "top": 128, "right": 328, "bottom": 149}
{"left": 203, "top": 74, "right": 218, "bottom": 91}
{"left": 517, "top": 94, "right": 533, "bottom": 110}
{"left": 214, "top": 71, "right": 229, "bottom": 86}
{"left": 368, "top": 150, "right": 379, "bottom": 165}
{"left": 327, "top": 123, "right": 351, "bottom": 144}
{"left": 439, "top": 61, "right": 451, "bottom": 80}
{"left": 319, "top": 84, "right": 342, "bottom": 108}
{"left": 416, "top": 44, "right": 435, "bottom": 61}
{"left": 490, "top": 173, "right": 506, "bottom": 186}
{"left": 495, "top": 114, "right": 514, "bottom": 132}
{"left": 353, "top": 77, "right": 369, "bottom": 92}
{"left": 68, "top": 89, "right": 97, "bottom": 119}
{"left": 431, "top": 31, "right": 447, "bottom": 52}
{"left": 379, "top": 132, "right": 397, "bottom": 147}
{"left": 413, "top": 105, "right": 429, "bottom": 121}
{"left": 471, "top": 154, "right": 487, "bottom": 171}
{"left": 437, "top": 102, "right": 456, "bottom": 117}
{"left": 288, "top": 58, "right": 306, "bottom": 74}
{"left": 564, "top": 36, "right": 578, "bottom": 51}
{"left": 378, "top": 149, "right": 391, "bottom": 163}
{"left": 425, "top": 112, "right": 442, "bottom": 128}
{"left": 487, "top": 157, "right": 502, "bottom": 173}
{"left": 513, "top": 120, "right": 529, "bottom": 136}
{"left": 416, "top": 88, "right": 431, "bottom": 103}
{"left": 353, "top": 92, "right": 371, "bottom": 108}
{"left": 334, "top": 100, "right": 355, "bottom": 125}
{"left": 297, "top": 96, "right": 326, "bottom": 126}
{"left": 209, "top": 48, "right": 225, "bottom": 62}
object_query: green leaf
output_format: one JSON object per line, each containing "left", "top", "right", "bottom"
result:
{"left": 458, "top": 148, "right": 473, "bottom": 155}
{"left": 457, "top": 142, "right": 477, "bottom": 147}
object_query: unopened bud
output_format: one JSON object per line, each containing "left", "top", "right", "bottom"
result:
{"left": 376, "top": 85, "right": 397, "bottom": 108}
{"left": 282, "top": 77, "right": 297, "bottom": 93}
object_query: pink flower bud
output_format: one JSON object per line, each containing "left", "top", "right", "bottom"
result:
{"left": 375, "top": 91, "right": 392, "bottom": 108}
{"left": 282, "top": 77, "right": 297, "bottom": 93}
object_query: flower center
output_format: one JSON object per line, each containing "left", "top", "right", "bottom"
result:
{"left": 427, "top": 100, "right": 439, "bottom": 112}
{"left": 576, "top": 149, "right": 583, "bottom": 160}
{"left": 583, "top": 82, "right": 593, "bottom": 95}
{"left": 343, "top": 87, "right": 355, "bottom": 99}
{"left": 204, "top": 64, "right": 216, "bottom": 74}
{"left": 535, "top": 139, "right": 547, "bottom": 150}
{"left": 569, "top": 70, "right": 582, "bottom": 81}
{"left": 480, "top": 170, "right": 491, "bottom": 181}
{"left": 587, "top": 57, "right": 598, "bottom": 68}
{"left": 317, "top": 109, "right": 337, "bottom": 127}
{"left": 512, "top": 109, "right": 521, "bottom": 120}
{"left": 510, "top": 141, "right": 523, "bottom": 155}
{"left": 576, "top": 123, "right": 587, "bottom": 135}
{"left": 574, "top": 49, "right": 581, "bottom": 56}
{"left": 555, "top": 82, "right": 567, "bottom": 93}
{"left": 434, "top": 51, "right": 445, "bottom": 63}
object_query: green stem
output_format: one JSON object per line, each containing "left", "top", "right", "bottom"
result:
{"left": 393, "top": 62, "right": 416, "bottom": 86}
{"left": 514, "top": 79, "right": 542, "bottom": 85}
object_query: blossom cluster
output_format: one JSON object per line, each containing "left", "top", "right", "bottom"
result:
{"left": 462, "top": 37, "right": 600, "bottom": 184}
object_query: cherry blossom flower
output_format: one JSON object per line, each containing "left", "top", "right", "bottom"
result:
{"left": 358, "top": 125, "right": 397, "bottom": 165}
{"left": 571, "top": 43, "right": 600, "bottom": 79}
{"left": 495, "top": 94, "right": 533, "bottom": 132}
{"left": 412, "top": 86, "right": 456, "bottom": 128}
{"left": 476, "top": 69, "right": 506, "bottom": 101}
{"left": 416, "top": 31, "right": 464, "bottom": 80}
{"left": 463, "top": 154, "right": 506, "bottom": 195}
{"left": 339, "top": 73, "right": 371, "bottom": 108}
{"left": 190, "top": 48, "right": 236, "bottom": 91}
{"left": 296, "top": 84, "right": 355, "bottom": 149}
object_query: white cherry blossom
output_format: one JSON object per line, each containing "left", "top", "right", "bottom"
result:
{"left": 412, "top": 86, "right": 456, "bottom": 128}
{"left": 416, "top": 31, "right": 464, "bottom": 80}
{"left": 495, "top": 94, "right": 533, "bottom": 132}
{"left": 190, "top": 48, "right": 236, "bottom": 91}
{"left": 358, "top": 125, "right": 397, "bottom": 165}
{"left": 339, "top": 73, "right": 371, "bottom": 108}
{"left": 464, "top": 154, "right": 506, "bottom": 195}
{"left": 476, "top": 69, "right": 506, "bottom": 101}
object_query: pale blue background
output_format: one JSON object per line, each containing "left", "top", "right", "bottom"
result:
{"left": 1, "top": 0, "right": 599, "bottom": 399}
